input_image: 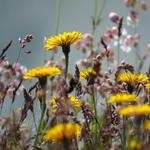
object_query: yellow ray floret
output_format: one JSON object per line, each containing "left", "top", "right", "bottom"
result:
{"left": 43, "top": 123, "right": 81, "bottom": 142}
{"left": 119, "top": 104, "right": 150, "bottom": 116}
{"left": 45, "top": 31, "right": 83, "bottom": 50}
{"left": 80, "top": 68, "right": 96, "bottom": 79}
{"left": 107, "top": 93, "right": 139, "bottom": 103}
{"left": 117, "top": 73, "right": 149, "bottom": 84}
{"left": 23, "top": 66, "right": 61, "bottom": 79}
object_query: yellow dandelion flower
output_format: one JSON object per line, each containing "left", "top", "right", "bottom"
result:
{"left": 49, "top": 96, "right": 58, "bottom": 113}
{"left": 107, "top": 93, "right": 139, "bottom": 103}
{"left": 80, "top": 68, "right": 96, "bottom": 79}
{"left": 129, "top": 139, "right": 141, "bottom": 149}
{"left": 144, "top": 120, "right": 150, "bottom": 131}
{"left": 117, "top": 73, "right": 148, "bottom": 84}
{"left": 49, "top": 95, "right": 81, "bottom": 113}
{"left": 23, "top": 66, "right": 61, "bottom": 79}
{"left": 144, "top": 83, "right": 150, "bottom": 91}
{"left": 68, "top": 95, "right": 82, "bottom": 111}
{"left": 119, "top": 104, "right": 150, "bottom": 116}
{"left": 43, "top": 123, "right": 81, "bottom": 142}
{"left": 43, "top": 124, "right": 64, "bottom": 142}
{"left": 64, "top": 123, "right": 81, "bottom": 139}
{"left": 45, "top": 31, "right": 83, "bottom": 50}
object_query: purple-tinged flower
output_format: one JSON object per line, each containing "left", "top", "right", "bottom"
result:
{"left": 45, "top": 60, "right": 58, "bottom": 67}
{"left": 18, "top": 34, "right": 33, "bottom": 48}
{"left": 140, "top": 1, "right": 147, "bottom": 11}
{"left": 124, "top": 0, "right": 137, "bottom": 7}
{"left": 109, "top": 12, "right": 120, "bottom": 24}
{"left": 127, "top": 11, "right": 139, "bottom": 27}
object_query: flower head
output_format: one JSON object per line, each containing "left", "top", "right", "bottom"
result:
{"left": 107, "top": 93, "right": 139, "bottom": 103}
{"left": 49, "top": 95, "right": 81, "bottom": 113}
{"left": 80, "top": 68, "right": 96, "bottom": 79}
{"left": 119, "top": 104, "right": 150, "bottom": 116}
{"left": 109, "top": 12, "right": 120, "bottom": 23}
{"left": 144, "top": 83, "right": 150, "bottom": 91}
{"left": 23, "top": 66, "right": 61, "bottom": 79}
{"left": 43, "top": 123, "right": 81, "bottom": 142}
{"left": 49, "top": 96, "right": 58, "bottom": 113}
{"left": 45, "top": 31, "right": 83, "bottom": 50}
{"left": 68, "top": 95, "right": 82, "bottom": 111}
{"left": 117, "top": 73, "right": 148, "bottom": 84}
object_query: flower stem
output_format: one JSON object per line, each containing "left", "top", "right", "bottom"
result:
{"left": 16, "top": 48, "right": 22, "bottom": 64}
{"left": 62, "top": 46, "right": 70, "bottom": 79}
{"left": 34, "top": 95, "right": 46, "bottom": 148}
{"left": 92, "top": 86, "right": 98, "bottom": 147}
{"left": 117, "top": 37, "right": 120, "bottom": 65}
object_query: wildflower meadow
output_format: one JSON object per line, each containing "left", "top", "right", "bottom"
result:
{"left": 1, "top": 0, "right": 150, "bottom": 150}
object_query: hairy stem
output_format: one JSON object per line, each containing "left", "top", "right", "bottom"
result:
{"left": 34, "top": 95, "right": 46, "bottom": 147}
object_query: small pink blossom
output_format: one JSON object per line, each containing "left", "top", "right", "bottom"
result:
{"left": 127, "top": 11, "right": 139, "bottom": 26}
{"left": 109, "top": 12, "right": 120, "bottom": 24}
{"left": 124, "top": 0, "right": 137, "bottom": 7}
{"left": 45, "top": 60, "right": 57, "bottom": 67}
{"left": 140, "top": 1, "right": 147, "bottom": 11}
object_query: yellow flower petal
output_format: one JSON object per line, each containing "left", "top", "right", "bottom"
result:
{"left": 68, "top": 95, "right": 82, "bottom": 111}
{"left": 45, "top": 31, "right": 83, "bottom": 50}
{"left": 49, "top": 95, "right": 81, "bottom": 113}
{"left": 23, "top": 66, "right": 61, "bottom": 79}
{"left": 43, "top": 124, "right": 64, "bottom": 142}
{"left": 43, "top": 123, "right": 81, "bottom": 142}
{"left": 64, "top": 123, "right": 81, "bottom": 139}
{"left": 107, "top": 93, "right": 139, "bottom": 103}
{"left": 119, "top": 104, "right": 150, "bottom": 116}
{"left": 117, "top": 73, "right": 148, "bottom": 84}
{"left": 80, "top": 68, "right": 96, "bottom": 79}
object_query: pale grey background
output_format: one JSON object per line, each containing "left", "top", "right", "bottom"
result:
{"left": 0, "top": 0, "right": 150, "bottom": 69}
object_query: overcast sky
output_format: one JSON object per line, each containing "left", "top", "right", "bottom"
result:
{"left": 0, "top": 0, "right": 150, "bottom": 69}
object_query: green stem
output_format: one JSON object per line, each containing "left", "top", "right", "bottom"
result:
{"left": 32, "top": 109, "right": 38, "bottom": 132}
{"left": 62, "top": 46, "right": 70, "bottom": 79}
{"left": 117, "top": 37, "right": 120, "bottom": 65}
{"left": 92, "top": 86, "right": 98, "bottom": 147}
{"left": 64, "top": 52, "right": 69, "bottom": 79}
{"left": 16, "top": 48, "right": 22, "bottom": 64}
{"left": 34, "top": 96, "right": 46, "bottom": 148}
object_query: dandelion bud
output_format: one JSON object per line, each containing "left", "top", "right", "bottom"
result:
{"left": 36, "top": 89, "right": 44, "bottom": 98}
